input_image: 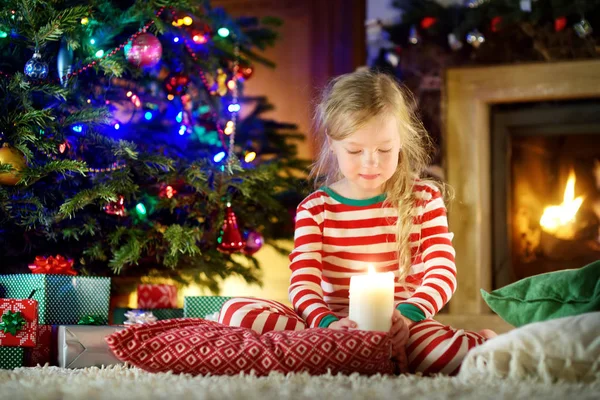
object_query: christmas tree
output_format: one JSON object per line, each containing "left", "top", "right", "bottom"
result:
{"left": 0, "top": 0, "right": 308, "bottom": 292}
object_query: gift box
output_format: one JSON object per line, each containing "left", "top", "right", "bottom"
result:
{"left": 0, "top": 274, "right": 110, "bottom": 325}
{"left": 111, "top": 307, "right": 183, "bottom": 325}
{"left": 183, "top": 296, "right": 233, "bottom": 318}
{"left": 137, "top": 284, "right": 178, "bottom": 309}
{"left": 24, "top": 325, "right": 56, "bottom": 366}
{"left": 0, "top": 346, "right": 25, "bottom": 369}
{"left": 0, "top": 299, "right": 38, "bottom": 347}
{"left": 58, "top": 325, "right": 125, "bottom": 368}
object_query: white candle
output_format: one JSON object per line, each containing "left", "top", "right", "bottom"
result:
{"left": 349, "top": 265, "right": 395, "bottom": 332}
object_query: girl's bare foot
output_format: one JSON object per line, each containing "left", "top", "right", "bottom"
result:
{"left": 478, "top": 329, "right": 497, "bottom": 339}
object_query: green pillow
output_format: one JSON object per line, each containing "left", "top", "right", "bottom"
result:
{"left": 481, "top": 261, "right": 600, "bottom": 327}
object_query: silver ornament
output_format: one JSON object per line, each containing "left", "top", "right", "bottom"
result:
{"left": 408, "top": 25, "right": 420, "bottom": 45}
{"left": 574, "top": 19, "right": 593, "bottom": 38}
{"left": 520, "top": 0, "right": 532, "bottom": 12}
{"left": 466, "top": 29, "right": 485, "bottom": 48}
{"left": 448, "top": 33, "right": 463, "bottom": 51}
{"left": 57, "top": 37, "right": 74, "bottom": 86}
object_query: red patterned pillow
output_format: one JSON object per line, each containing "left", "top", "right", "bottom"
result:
{"left": 106, "top": 318, "right": 394, "bottom": 376}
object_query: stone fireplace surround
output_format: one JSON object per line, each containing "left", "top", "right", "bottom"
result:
{"left": 437, "top": 60, "right": 600, "bottom": 333}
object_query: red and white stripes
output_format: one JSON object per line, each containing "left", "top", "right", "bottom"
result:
{"left": 289, "top": 183, "right": 456, "bottom": 328}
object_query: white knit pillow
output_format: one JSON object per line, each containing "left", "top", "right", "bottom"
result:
{"left": 459, "top": 312, "right": 600, "bottom": 383}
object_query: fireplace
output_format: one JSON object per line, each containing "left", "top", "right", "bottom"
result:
{"left": 441, "top": 60, "right": 600, "bottom": 331}
{"left": 491, "top": 101, "right": 600, "bottom": 289}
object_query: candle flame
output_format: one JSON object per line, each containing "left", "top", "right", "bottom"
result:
{"left": 368, "top": 265, "right": 375, "bottom": 275}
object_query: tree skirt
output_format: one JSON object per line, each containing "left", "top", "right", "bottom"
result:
{"left": 0, "top": 365, "right": 598, "bottom": 400}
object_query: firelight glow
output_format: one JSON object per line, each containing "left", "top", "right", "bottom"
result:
{"left": 539, "top": 169, "right": 584, "bottom": 239}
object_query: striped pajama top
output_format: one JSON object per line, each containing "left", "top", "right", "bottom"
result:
{"left": 288, "top": 182, "right": 457, "bottom": 328}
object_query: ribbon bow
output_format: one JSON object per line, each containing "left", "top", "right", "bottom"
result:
{"left": 0, "top": 310, "right": 27, "bottom": 336}
{"left": 28, "top": 255, "right": 77, "bottom": 276}
{"left": 124, "top": 310, "right": 157, "bottom": 326}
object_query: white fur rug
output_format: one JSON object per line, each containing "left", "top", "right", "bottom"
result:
{"left": 1, "top": 365, "right": 599, "bottom": 400}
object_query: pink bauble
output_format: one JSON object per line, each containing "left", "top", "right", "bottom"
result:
{"left": 242, "top": 229, "right": 264, "bottom": 256}
{"left": 126, "top": 33, "right": 162, "bottom": 68}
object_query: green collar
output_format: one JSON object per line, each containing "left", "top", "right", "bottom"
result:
{"left": 320, "top": 186, "right": 386, "bottom": 206}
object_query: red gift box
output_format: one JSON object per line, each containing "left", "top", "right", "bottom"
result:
{"left": 0, "top": 299, "right": 38, "bottom": 347}
{"left": 137, "top": 284, "right": 178, "bottom": 309}
{"left": 25, "top": 324, "right": 56, "bottom": 366}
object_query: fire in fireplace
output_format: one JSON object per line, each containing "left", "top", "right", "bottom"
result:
{"left": 491, "top": 100, "right": 600, "bottom": 289}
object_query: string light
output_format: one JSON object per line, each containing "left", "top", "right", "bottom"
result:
{"left": 144, "top": 111, "right": 153, "bottom": 120}
{"left": 173, "top": 37, "right": 180, "bottom": 43}
{"left": 126, "top": 91, "right": 133, "bottom": 97}
{"left": 0, "top": 31, "right": 8, "bottom": 39}
{"left": 72, "top": 125, "right": 83, "bottom": 133}
{"left": 193, "top": 34, "right": 207, "bottom": 44}
{"left": 214, "top": 151, "right": 226, "bottom": 162}
{"left": 228, "top": 104, "right": 240, "bottom": 113}
{"left": 167, "top": 94, "right": 174, "bottom": 101}
{"left": 86, "top": 99, "right": 91, "bottom": 103}
{"left": 81, "top": 17, "right": 89, "bottom": 25}
{"left": 244, "top": 151, "right": 256, "bottom": 162}
{"left": 176, "top": 111, "right": 183, "bottom": 123}
{"left": 165, "top": 185, "right": 176, "bottom": 199}
{"left": 95, "top": 50, "right": 104, "bottom": 58}
{"left": 114, "top": 123, "right": 120, "bottom": 130}
{"left": 227, "top": 80, "right": 236, "bottom": 90}
{"left": 90, "top": 38, "right": 95, "bottom": 45}
{"left": 217, "top": 27, "right": 230, "bottom": 38}
{"left": 135, "top": 203, "right": 147, "bottom": 216}
{"left": 179, "top": 125, "right": 187, "bottom": 135}
{"left": 183, "top": 16, "right": 193, "bottom": 26}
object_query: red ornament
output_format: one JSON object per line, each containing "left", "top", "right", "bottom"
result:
{"left": 164, "top": 73, "right": 190, "bottom": 96}
{"left": 125, "top": 33, "right": 163, "bottom": 68}
{"left": 420, "top": 17, "right": 437, "bottom": 29}
{"left": 241, "top": 229, "right": 264, "bottom": 256}
{"left": 236, "top": 66, "right": 254, "bottom": 81}
{"left": 217, "top": 203, "right": 244, "bottom": 254}
{"left": 105, "top": 195, "right": 126, "bottom": 216}
{"left": 555, "top": 17, "right": 567, "bottom": 32}
{"left": 491, "top": 16, "right": 502, "bottom": 32}
{"left": 28, "top": 255, "right": 77, "bottom": 276}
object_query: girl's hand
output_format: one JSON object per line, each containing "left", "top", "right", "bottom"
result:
{"left": 389, "top": 309, "right": 412, "bottom": 373}
{"left": 328, "top": 317, "right": 357, "bottom": 330}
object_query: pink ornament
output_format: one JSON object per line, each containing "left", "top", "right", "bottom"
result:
{"left": 125, "top": 33, "right": 163, "bottom": 68}
{"left": 242, "top": 229, "right": 264, "bottom": 256}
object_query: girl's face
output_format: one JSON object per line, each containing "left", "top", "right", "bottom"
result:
{"left": 330, "top": 114, "right": 401, "bottom": 197}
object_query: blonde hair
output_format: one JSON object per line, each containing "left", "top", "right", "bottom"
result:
{"left": 310, "top": 70, "right": 440, "bottom": 281}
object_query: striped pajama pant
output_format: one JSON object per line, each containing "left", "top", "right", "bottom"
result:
{"left": 219, "top": 297, "right": 487, "bottom": 376}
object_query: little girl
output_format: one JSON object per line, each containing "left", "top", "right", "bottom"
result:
{"left": 219, "top": 70, "right": 495, "bottom": 375}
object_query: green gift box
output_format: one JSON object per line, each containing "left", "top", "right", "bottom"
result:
{"left": 183, "top": 296, "right": 233, "bottom": 318}
{"left": 112, "top": 307, "right": 184, "bottom": 324}
{"left": 0, "top": 346, "right": 25, "bottom": 369}
{"left": 0, "top": 274, "right": 110, "bottom": 325}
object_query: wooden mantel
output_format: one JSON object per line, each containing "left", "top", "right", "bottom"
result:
{"left": 441, "top": 60, "right": 600, "bottom": 332}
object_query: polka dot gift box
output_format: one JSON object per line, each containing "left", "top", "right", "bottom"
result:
{"left": 183, "top": 296, "right": 233, "bottom": 319}
{"left": 0, "top": 347, "right": 24, "bottom": 370}
{"left": 0, "top": 274, "right": 110, "bottom": 325}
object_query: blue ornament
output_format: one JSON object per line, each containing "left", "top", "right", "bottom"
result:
{"left": 24, "top": 52, "right": 49, "bottom": 79}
